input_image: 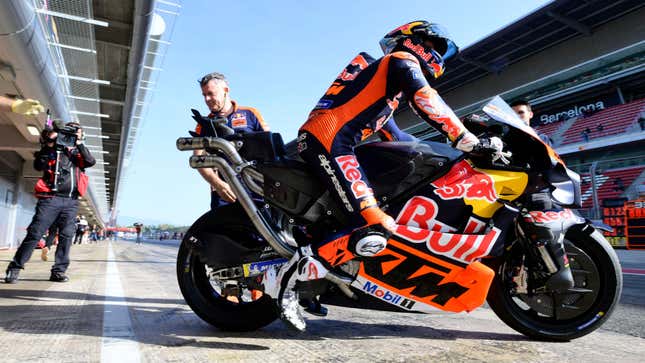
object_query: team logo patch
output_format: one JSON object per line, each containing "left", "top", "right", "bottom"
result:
{"left": 315, "top": 99, "right": 334, "bottom": 109}
{"left": 231, "top": 113, "right": 247, "bottom": 128}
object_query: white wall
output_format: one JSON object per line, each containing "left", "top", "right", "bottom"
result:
{"left": 0, "top": 176, "right": 13, "bottom": 249}
{"left": 0, "top": 169, "right": 37, "bottom": 249}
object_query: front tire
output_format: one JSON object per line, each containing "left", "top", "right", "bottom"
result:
{"left": 487, "top": 225, "right": 622, "bottom": 341}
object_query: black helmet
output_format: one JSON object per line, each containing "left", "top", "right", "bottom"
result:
{"left": 379, "top": 20, "right": 459, "bottom": 79}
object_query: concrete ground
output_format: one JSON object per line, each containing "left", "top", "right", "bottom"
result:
{"left": 0, "top": 239, "right": 644, "bottom": 363}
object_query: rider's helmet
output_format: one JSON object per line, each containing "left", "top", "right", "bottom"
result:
{"left": 379, "top": 20, "right": 459, "bottom": 79}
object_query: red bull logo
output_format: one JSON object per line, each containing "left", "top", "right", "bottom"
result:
{"left": 432, "top": 161, "right": 498, "bottom": 203}
{"left": 403, "top": 38, "right": 434, "bottom": 62}
{"left": 335, "top": 155, "right": 374, "bottom": 200}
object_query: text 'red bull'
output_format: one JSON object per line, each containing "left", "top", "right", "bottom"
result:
{"left": 394, "top": 195, "right": 500, "bottom": 263}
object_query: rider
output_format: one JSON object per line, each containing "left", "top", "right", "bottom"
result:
{"left": 264, "top": 20, "right": 495, "bottom": 330}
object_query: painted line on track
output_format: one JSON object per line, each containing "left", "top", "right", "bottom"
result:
{"left": 101, "top": 242, "right": 141, "bottom": 363}
{"left": 622, "top": 268, "right": 645, "bottom": 276}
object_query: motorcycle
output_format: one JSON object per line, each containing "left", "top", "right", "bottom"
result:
{"left": 175, "top": 96, "right": 622, "bottom": 341}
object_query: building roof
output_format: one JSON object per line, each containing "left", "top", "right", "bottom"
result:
{"left": 434, "top": 0, "right": 645, "bottom": 95}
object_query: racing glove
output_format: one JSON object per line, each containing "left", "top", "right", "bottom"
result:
{"left": 472, "top": 136, "right": 512, "bottom": 164}
{"left": 11, "top": 98, "right": 45, "bottom": 116}
{"left": 454, "top": 131, "right": 479, "bottom": 152}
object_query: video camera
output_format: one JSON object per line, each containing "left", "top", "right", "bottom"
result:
{"left": 52, "top": 120, "right": 80, "bottom": 148}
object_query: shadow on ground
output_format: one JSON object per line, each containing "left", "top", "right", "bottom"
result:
{"left": 0, "top": 288, "right": 530, "bottom": 351}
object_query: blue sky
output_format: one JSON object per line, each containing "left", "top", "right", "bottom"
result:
{"left": 117, "top": 0, "right": 551, "bottom": 226}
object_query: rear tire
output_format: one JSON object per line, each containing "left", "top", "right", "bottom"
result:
{"left": 486, "top": 226, "right": 622, "bottom": 341}
{"left": 176, "top": 209, "right": 279, "bottom": 332}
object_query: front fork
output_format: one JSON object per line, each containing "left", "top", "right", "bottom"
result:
{"left": 516, "top": 212, "right": 575, "bottom": 292}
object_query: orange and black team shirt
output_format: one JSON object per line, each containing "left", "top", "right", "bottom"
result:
{"left": 300, "top": 51, "right": 467, "bottom": 155}
{"left": 194, "top": 100, "right": 269, "bottom": 137}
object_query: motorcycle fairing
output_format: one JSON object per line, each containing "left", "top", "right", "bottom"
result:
{"left": 354, "top": 239, "right": 494, "bottom": 313}
{"left": 481, "top": 96, "right": 581, "bottom": 207}
{"left": 355, "top": 140, "right": 462, "bottom": 201}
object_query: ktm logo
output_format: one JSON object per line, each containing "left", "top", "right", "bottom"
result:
{"left": 362, "top": 244, "right": 468, "bottom": 306}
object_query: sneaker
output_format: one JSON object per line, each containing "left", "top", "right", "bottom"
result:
{"left": 4, "top": 268, "right": 20, "bottom": 284}
{"left": 41, "top": 246, "right": 49, "bottom": 261}
{"left": 49, "top": 272, "right": 69, "bottom": 282}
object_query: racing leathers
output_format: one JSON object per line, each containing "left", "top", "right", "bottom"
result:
{"left": 299, "top": 51, "right": 478, "bottom": 265}
{"left": 264, "top": 51, "right": 479, "bottom": 330}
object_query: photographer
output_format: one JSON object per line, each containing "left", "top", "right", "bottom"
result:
{"left": 4, "top": 120, "right": 95, "bottom": 283}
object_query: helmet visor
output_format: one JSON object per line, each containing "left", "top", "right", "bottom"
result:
{"left": 442, "top": 39, "right": 459, "bottom": 61}
{"left": 424, "top": 23, "right": 459, "bottom": 61}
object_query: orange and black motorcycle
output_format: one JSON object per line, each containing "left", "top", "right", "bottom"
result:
{"left": 176, "top": 96, "right": 621, "bottom": 341}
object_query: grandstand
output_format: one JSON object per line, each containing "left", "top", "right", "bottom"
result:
{"left": 396, "top": 0, "right": 645, "bottom": 247}
{"left": 559, "top": 98, "right": 645, "bottom": 145}
{"left": 580, "top": 165, "right": 645, "bottom": 209}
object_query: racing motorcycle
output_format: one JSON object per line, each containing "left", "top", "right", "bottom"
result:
{"left": 175, "top": 96, "right": 622, "bottom": 341}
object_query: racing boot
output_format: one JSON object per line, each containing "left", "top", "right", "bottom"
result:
{"left": 262, "top": 246, "right": 329, "bottom": 331}
{"left": 350, "top": 226, "right": 389, "bottom": 257}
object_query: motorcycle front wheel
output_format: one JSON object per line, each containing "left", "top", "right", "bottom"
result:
{"left": 486, "top": 225, "right": 622, "bottom": 341}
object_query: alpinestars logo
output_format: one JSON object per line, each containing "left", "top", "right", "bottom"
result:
{"left": 319, "top": 154, "right": 354, "bottom": 212}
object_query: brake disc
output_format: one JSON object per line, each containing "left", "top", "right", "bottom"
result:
{"left": 515, "top": 242, "right": 600, "bottom": 319}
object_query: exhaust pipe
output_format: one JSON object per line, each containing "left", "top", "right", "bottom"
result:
{"left": 179, "top": 137, "right": 356, "bottom": 297}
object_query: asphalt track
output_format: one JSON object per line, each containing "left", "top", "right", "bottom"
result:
{"left": 0, "top": 239, "right": 644, "bottom": 362}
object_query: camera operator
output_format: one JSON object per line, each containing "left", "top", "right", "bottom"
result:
{"left": 4, "top": 120, "right": 95, "bottom": 283}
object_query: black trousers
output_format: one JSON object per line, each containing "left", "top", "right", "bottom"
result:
{"left": 73, "top": 230, "right": 84, "bottom": 244}
{"left": 45, "top": 224, "right": 58, "bottom": 248}
{"left": 9, "top": 196, "right": 79, "bottom": 273}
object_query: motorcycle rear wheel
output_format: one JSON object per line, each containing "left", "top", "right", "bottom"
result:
{"left": 486, "top": 225, "right": 622, "bottom": 341}
{"left": 176, "top": 219, "right": 279, "bottom": 332}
